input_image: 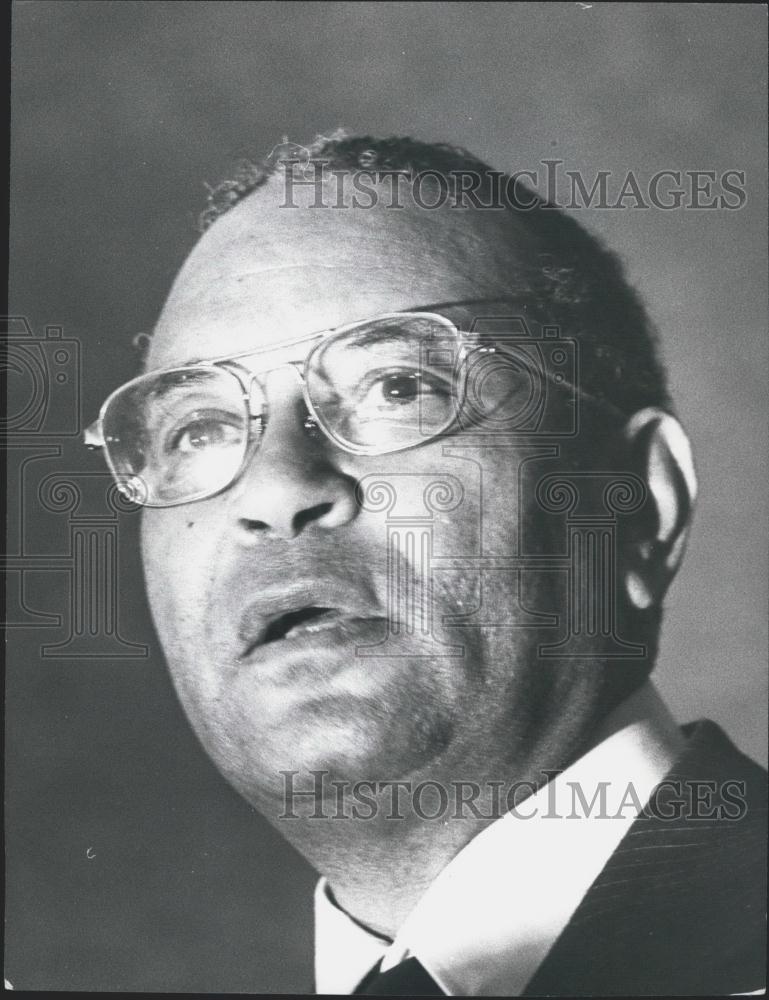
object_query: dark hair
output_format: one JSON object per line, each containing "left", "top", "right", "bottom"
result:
{"left": 198, "top": 130, "right": 672, "bottom": 422}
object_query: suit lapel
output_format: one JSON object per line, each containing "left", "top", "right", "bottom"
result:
{"left": 523, "top": 721, "right": 767, "bottom": 996}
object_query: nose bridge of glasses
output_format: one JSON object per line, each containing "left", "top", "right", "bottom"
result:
{"left": 233, "top": 359, "right": 307, "bottom": 429}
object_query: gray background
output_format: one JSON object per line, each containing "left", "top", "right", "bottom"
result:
{"left": 7, "top": 1, "right": 767, "bottom": 992}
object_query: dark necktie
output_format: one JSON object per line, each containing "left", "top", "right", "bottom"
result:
{"left": 353, "top": 956, "right": 445, "bottom": 995}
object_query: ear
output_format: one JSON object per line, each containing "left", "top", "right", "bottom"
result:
{"left": 620, "top": 407, "right": 697, "bottom": 611}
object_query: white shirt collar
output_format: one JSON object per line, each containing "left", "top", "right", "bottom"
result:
{"left": 314, "top": 681, "right": 684, "bottom": 995}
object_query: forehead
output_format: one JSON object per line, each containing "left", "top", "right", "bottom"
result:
{"left": 148, "top": 173, "right": 533, "bottom": 370}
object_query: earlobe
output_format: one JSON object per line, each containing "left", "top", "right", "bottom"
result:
{"left": 621, "top": 407, "right": 697, "bottom": 609}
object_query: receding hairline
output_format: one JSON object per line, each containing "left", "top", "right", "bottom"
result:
{"left": 139, "top": 130, "right": 672, "bottom": 422}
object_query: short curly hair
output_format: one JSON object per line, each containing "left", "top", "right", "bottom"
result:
{"left": 197, "top": 129, "right": 672, "bottom": 422}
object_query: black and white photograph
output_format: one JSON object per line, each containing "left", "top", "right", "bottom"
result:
{"left": 5, "top": 2, "right": 768, "bottom": 995}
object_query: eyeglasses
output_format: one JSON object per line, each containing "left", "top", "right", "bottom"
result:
{"left": 84, "top": 300, "right": 576, "bottom": 507}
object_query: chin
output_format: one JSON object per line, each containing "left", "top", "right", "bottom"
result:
{"left": 193, "top": 688, "right": 456, "bottom": 815}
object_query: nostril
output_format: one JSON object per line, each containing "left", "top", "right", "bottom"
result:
{"left": 293, "top": 502, "right": 333, "bottom": 534}
{"left": 240, "top": 518, "right": 270, "bottom": 532}
{"left": 238, "top": 503, "right": 334, "bottom": 538}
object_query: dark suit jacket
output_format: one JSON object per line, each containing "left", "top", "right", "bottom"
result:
{"left": 522, "top": 720, "right": 767, "bottom": 996}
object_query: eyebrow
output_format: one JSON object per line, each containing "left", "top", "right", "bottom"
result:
{"left": 148, "top": 369, "right": 225, "bottom": 394}
{"left": 329, "top": 324, "right": 445, "bottom": 349}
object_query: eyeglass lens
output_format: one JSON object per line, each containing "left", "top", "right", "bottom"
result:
{"left": 101, "top": 314, "right": 468, "bottom": 505}
{"left": 102, "top": 366, "right": 252, "bottom": 505}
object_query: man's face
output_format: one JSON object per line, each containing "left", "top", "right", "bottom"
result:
{"left": 141, "top": 175, "right": 591, "bottom": 811}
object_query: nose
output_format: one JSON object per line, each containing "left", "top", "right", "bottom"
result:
{"left": 228, "top": 369, "right": 359, "bottom": 542}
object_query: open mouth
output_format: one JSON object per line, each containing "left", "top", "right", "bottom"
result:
{"left": 261, "top": 606, "right": 339, "bottom": 644}
{"left": 236, "top": 587, "right": 387, "bottom": 664}
{"left": 238, "top": 605, "right": 356, "bottom": 660}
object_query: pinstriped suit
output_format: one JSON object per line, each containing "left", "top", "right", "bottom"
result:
{"left": 523, "top": 721, "right": 766, "bottom": 996}
{"left": 319, "top": 719, "right": 766, "bottom": 995}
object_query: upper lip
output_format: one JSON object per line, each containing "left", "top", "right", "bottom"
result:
{"left": 236, "top": 580, "right": 383, "bottom": 658}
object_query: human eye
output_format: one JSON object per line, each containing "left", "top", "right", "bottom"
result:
{"left": 357, "top": 367, "right": 454, "bottom": 412}
{"left": 164, "top": 409, "right": 245, "bottom": 455}
{"left": 338, "top": 368, "right": 457, "bottom": 451}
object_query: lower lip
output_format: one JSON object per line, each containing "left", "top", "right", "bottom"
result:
{"left": 238, "top": 617, "right": 389, "bottom": 678}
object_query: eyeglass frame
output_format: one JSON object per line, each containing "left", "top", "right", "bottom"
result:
{"left": 83, "top": 297, "right": 591, "bottom": 507}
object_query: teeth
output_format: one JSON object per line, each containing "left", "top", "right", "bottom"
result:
{"left": 283, "top": 616, "right": 340, "bottom": 640}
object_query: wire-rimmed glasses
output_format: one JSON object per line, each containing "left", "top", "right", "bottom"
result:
{"left": 84, "top": 301, "right": 564, "bottom": 507}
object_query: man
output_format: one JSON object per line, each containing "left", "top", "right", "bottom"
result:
{"left": 85, "top": 133, "right": 766, "bottom": 995}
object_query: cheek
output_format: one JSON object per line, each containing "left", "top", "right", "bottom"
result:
{"left": 140, "top": 507, "right": 222, "bottom": 647}
{"left": 141, "top": 508, "right": 236, "bottom": 742}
